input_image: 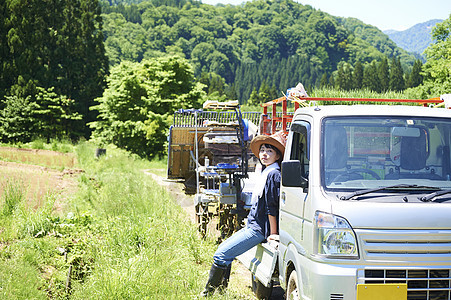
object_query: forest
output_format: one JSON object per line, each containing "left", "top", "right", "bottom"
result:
{"left": 0, "top": 0, "right": 450, "bottom": 158}
{"left": 98, "top": 0, "right": 420, "bottom": 100}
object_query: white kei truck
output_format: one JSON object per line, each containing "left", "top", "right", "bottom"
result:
{"left": 238, "top": 96, "right": 451, "bottom": 300}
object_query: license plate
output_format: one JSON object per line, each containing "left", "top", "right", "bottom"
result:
{"left": 357, "top": 283, "right": 407, "bottom": 300}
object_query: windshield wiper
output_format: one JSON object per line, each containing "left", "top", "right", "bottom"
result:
{"left": 340, "top": 184, "right": 441, "bottom": 201}
{"left": 418, "top": 190, "right": 451, "bottom": 202}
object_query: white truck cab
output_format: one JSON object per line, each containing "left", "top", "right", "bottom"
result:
{"left": 239, "top": 104, "right": 451, "bottom": 300}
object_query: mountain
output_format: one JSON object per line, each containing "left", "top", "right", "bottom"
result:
{"left": 100, "top": 0, "right": 418, "bottom": 101}
{"left": 384, "top": 19, "right": 442, "bottom": 56}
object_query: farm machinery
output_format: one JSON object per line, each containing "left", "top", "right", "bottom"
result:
{"left": 167, "top": 84, "right": 306, "bottom": 239}
{"left": 167, "top": 100, "right": 260, "bottom": 239}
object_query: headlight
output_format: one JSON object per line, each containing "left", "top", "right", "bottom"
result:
{"left": 314, "top": 211, "right": 359, "bottom": 258}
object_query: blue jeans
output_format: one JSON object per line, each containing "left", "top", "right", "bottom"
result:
{"left": 213, "top": 227, "right": 265, "bottom": 267}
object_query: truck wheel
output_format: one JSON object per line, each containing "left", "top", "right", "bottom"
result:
{"left": 251, "top": 274, "right": 272, "bottom": 299}
{"left": 286, "top": 270, "right": 299, "bottom": 300}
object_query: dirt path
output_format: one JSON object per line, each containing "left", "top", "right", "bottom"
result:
{"left": 145, "top": 171, "right": 197, "bottom": 223}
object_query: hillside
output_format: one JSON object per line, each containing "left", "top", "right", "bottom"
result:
{"left": 384, "top": 19, "right": 442, "bottom": 57}
{"left": 101, "top": 0, "right": 418, "bottom": 101}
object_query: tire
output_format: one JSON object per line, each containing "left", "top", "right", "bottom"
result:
{"left": 286, "top": 270, "right": 300, "bottom": 300}
{"left": 251, "top": 274, "right": 273, "bottom": 299}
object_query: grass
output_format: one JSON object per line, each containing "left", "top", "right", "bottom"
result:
{"left": 1, "top": 178, "right": 25, "bottom": 217}
{"left": 0, "top": 141, "right": 251, "bottom": 299}
{"left": 0, "top": 137, "right": 77, "bottom": 170}
{"left": 0, "top": 147, "right": 77, "bottom": 170}
{"left": 144, "top": 157, "right": 167, "bottom": 177}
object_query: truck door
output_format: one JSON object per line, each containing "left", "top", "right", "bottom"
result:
{"left": 280, "top": 121, "right": 310, "bottom": 242}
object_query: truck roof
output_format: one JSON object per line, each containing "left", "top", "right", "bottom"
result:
{"left": 293, "top": 104, "right": 451, "bottom": 120}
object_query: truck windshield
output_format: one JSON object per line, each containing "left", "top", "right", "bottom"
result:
{"left": 322, "top": 116, "right": 451, "bottom": 191}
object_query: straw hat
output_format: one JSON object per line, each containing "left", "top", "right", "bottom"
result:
{"left": 250, "top": 130, "right": 287, "bottom": 158}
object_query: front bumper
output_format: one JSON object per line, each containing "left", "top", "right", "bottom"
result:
{"left": 294, "top": 255, "right": 451, "bottom": 300}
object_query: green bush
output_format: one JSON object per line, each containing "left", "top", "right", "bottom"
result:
{"left": 90, "top": 56, "right": 206, "bottom": 159}
{"left": 31, "top": 137, "right": 46, "bottom": 150}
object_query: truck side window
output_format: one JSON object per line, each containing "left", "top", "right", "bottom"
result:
{"left": 290, "top": 125, "right": 310, "bottom": 178}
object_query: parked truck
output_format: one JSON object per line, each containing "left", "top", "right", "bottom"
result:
{"left": 238, "top": 94, "right": 451, "bottom": 300}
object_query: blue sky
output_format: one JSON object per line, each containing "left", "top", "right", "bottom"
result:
{"left": 201, "top": 0, "right": 451, "bottom": 31}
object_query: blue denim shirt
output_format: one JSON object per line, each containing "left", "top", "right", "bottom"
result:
{"left": 246, "top": 168, "right": 281, "bottom": 239}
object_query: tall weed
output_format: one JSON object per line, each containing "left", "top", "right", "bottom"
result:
{"left": 25, "top": 137, "right": 75, "bottom": 153}
{"left": 14, "top": 193, "right": 56, "bottom": 239}
{"left": 1, "top": 178, "right": 25, "bottom": 217}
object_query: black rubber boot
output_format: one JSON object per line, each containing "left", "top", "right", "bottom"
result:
{"left": 221, "top": 263, "right": 232, "bottom": 290}
{"left": 200, "top": 263, "right": 227, "bottom": 297}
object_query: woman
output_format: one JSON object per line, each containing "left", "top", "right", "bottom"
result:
{"left": 201, "top": 131, "right": 286, "bottom": 297}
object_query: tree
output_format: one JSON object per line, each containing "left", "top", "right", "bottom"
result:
{"left": 0, "top": 0, "right": 10, "bottom": 100}
{"left": 191, "top": 42, "right": 215, "bottom": 77}
{"left": 2, "top": 0, "right": 108, "bottom": 139}
{"left": 258, "top": 80, "right": 272, "bottom": 102}
{"left": 389, "top": 57, "right": 405, "bottom": 91}
{"left": 32, "top": 87, "right": 82, "bottom": 140}
{"left": 0, "top": 95, "right": 36, "bottom": 142}
{"left": 328, "top": 72, "right": 335, "bottom": 87}
{"left": 103, "top": 14, "right": 150, "bottom": 64}
{"left": 0, "top": 87, "right": 81, "bottom": 142}
{"left": 378, "top": 57, "right": 389, "bottom": 92}
{"left": 335, "top": 62, "right": 353, "bottom": 90}
{"left": 363, "top": 61, "right": 380, "bottom": 92}
{"left": 199, "top": 71, "right": 227, "bottom": 97}
{"left": 421, "top": 17, "right": 451, "bottom": 95}
{"left": 319, "top": 73, "right": 328, "bottom": 87}
{"left": 353, "top": 61, "right": 363, "bottom": 89}
{"left": 4, "top": 0, "right": 49, "bottom": 97}
{"left": 269, "top": 85, "right": 278, "bottom": 100}
{"left": 208, "top": 51, "right": 232, "bottom": 81}
{"left": 406, "top": 59, "right": 423, "bottom": 88}
{"left": 335, "top": 64, "right": 345, "bottom": 89}
{"left": 225, "top": 82, "right": 237, "bottom": 100}
{"left": 247, "top": 88, "right": 259, "bottom": 106}
{"left": 90, "top": 56, "right": 206, "bottom": 158}
{"left": 64, "top": 0, "right": 109, "bottom": 134}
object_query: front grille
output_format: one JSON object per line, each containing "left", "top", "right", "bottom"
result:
{"left": 363, "top": 269, "right": 451, "bottom": 300}
{"left": 330, "top": 293, "right": 344, "bottom": 300}
{"left": 356, "top": 229, "right": 451, "bottom": 263}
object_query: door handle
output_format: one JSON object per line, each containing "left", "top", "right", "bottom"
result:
{"left": 281, "top": 191, "right": 286, "bottom": 204}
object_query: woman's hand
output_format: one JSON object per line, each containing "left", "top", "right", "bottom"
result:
{"left": 267, "top": 234, "right": 279, "bottom": 243}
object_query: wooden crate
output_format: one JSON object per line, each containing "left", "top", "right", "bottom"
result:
{"left": 168, "top": 127, "right": 208, "bottom": 179}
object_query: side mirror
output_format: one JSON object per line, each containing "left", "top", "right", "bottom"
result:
{"left": 282, "top": 160, "right": 308, "bottom": 188}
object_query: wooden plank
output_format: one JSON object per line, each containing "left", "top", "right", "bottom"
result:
{"left": 203, "top": 100, "right": 239, "bottom": 110}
